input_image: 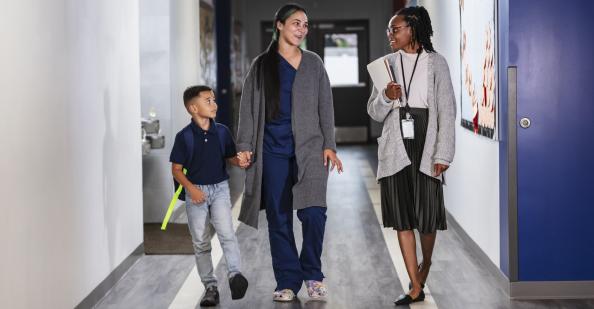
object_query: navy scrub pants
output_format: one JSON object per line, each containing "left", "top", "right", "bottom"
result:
{"left": 262, "top": 152, "right": 327, "bottom": 294}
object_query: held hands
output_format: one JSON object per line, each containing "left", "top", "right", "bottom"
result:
{"left": 433, "top": 163, "right": 449, "bottom": 177}
{"left": 385, "top": 82, "right": 403, "bottom": 101}
{"left": 236, "top": 151, "right": 253, "bottom": 169}
{"left": 323, "top": 149, "right": 343, "bottom": 174}
{"left": 188, "top": 186, "right": 206, "bottom": 204}
{"left": 236, "top": 149, "right": 343, "bottom": 173}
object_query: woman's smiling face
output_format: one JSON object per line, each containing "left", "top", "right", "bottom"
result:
{"left": 387, "top": 15, "right": 412, "bottom": 51}
{"left": 277, "top": 10, "right": 308, "bottom": 46}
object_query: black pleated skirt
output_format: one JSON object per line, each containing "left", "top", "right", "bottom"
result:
{"left": 379, "top": 108, "right": 447, "bottom": 234}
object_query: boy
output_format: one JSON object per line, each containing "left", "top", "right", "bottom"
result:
{"left": 170, "top": 85, "right": 248, "bottom": 306}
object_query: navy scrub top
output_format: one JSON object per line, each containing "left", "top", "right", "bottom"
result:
{"left": 263, "top": 55, "right": 297, "bottom": 157}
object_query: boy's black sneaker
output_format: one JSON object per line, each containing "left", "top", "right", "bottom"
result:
{"left": 229, "top": 273, "right": 249, "bottom": 300}
{"left": 200, "top": 286, "right": 219, "bottom": 307}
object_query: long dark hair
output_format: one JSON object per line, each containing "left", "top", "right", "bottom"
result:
{"left": 396, "top": 6, "right": 435, "bottom": 53}
{"left": 255, "top": 3, "right": 307, "bottom": 122}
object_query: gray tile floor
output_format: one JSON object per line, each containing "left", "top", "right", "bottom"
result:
{"left": 96, "top": 146, "right": 594, "bottom": 309}
{"left": 96, "top": 255, "right": 194, "bottom": 309}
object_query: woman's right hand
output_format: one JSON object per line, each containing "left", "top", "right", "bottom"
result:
{"left": 384, "top": 82, "right": 402, "bottom": 101}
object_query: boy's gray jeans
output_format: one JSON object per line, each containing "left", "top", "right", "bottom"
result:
{"left": 185, "top": 180, "right": 241, "bottom": 288}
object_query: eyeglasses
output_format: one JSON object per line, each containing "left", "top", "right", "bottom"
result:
{"left": 386, "top": 25, "right": 409, "bottom": 35}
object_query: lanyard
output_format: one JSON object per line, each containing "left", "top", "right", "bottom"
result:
{"left": 400, "top": 51, "right": 421, "bottom": 113}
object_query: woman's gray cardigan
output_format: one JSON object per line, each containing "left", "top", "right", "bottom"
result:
{"left": 236, "top": 50, "right": 336, "bottom": 229}
{"left": 367, "top": 52, "right": 456, "bottom": 181}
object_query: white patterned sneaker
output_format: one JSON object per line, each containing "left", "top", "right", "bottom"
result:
{"left": 305, "top": 280, "right": 328, "bottom": 299}
{"left": 273, "top": 289, "right": 295, "bottom": 302}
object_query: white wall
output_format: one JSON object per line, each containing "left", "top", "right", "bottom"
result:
{"left": 418, "top": 0, "right": 501, "bottom": 266}
{"left": 0, "top": 0, "right": 143, "bottom": 307}
{"left": 140, "top": 0, "right": 174, "bottom": 223}
{"left": 170, "top": 0, "right": 202, "bottom": 146}
{"left": 140, "top": 0, "right": 202, "bottom": 222}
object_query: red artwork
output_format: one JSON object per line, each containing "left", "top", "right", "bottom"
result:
{"left": 460, "top": 0, "right": 497, "bottom": 139}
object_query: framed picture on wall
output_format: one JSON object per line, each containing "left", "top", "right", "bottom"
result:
{"left": 459, "top": 0, "right": 498, "bottom": 139}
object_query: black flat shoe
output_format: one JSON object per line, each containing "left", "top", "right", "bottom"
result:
{"left": 394, "top": 290, "right": 425, "bottom": 306}
{"left": 229, "top": 273, "right": 249, "bottom": 300}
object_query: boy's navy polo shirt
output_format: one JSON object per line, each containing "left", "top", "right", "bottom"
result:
{"left": 170, "top": 119, "right": 236, "bottom": 185}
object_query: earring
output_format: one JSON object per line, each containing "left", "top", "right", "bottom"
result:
{"left": 272, "top": 25, "right": 280, "bottom": 41}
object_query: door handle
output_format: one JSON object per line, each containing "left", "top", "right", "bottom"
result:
{"left": 519, "top": 117, "right": 531, "bottom": 129}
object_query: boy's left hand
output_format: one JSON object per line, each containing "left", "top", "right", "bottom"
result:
{"left": 236, "top": 151, "right": 253, "bottom": 169}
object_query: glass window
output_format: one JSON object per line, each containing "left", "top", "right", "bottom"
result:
{"left": 323, "top": 33, "right": 359, "bottom": 86}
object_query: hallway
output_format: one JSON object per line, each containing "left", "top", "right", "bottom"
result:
{"left": 95, "top": 146, "right": 594, "bottom": 309}
{"left": 4, "top": 0, "right": 594, "bottom": 307}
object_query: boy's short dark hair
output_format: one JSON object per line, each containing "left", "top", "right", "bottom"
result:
{"left": 183, "top": 85, "right": 212, "bottom": 108}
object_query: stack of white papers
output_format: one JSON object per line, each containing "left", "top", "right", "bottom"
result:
{"left": 367, "top": 56, "right": 395, "bottom": 92}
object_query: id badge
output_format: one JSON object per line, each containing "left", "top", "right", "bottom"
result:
{"left": 401, "top": 114, "right": 414, "bottom": 139}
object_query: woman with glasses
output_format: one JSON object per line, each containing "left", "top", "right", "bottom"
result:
{"left": 367, "top": 6, "right": 456, "bottom": 306}
{"left": 236, "top": 3, "right": 343, "bottom": 302}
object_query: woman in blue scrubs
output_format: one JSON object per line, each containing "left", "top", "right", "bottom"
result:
{"left": 236, "top": 3, "right": 343, "bottom": 302}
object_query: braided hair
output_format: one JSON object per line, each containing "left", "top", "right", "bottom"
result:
{"left": 397, "top": 6, "right": 435, "bottom": 53}
{"left": 255, "top": 3, "right": 307, "bottom": 122}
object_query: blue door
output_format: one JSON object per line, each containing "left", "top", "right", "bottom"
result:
{"left": 509, "top": 0, "right": 594, "bottom": 281}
